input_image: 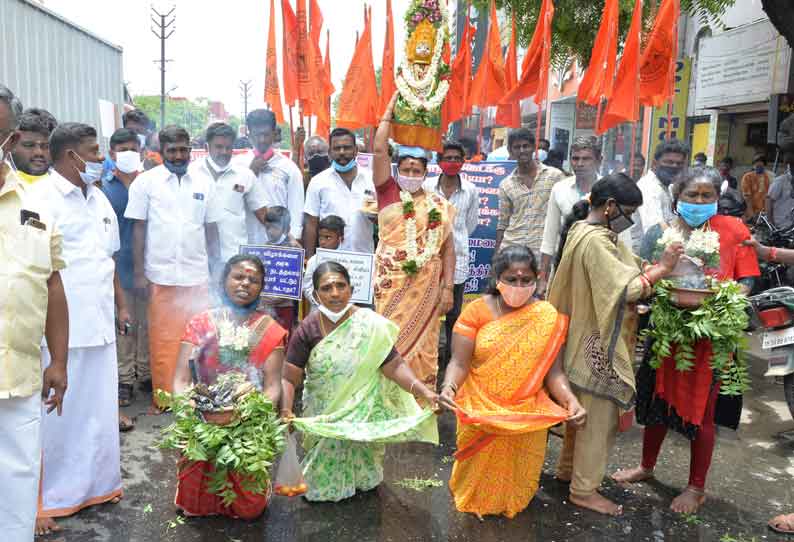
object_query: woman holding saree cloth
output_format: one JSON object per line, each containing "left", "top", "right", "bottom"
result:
{"left": 437, "top": 246, "right": 586, "bottom": 519}
{"left": 371, "top": 93, "right": 456, "bottom": 387}
{"left": 281, "top": 262, "right": 440, "bottom": 502}
{"left": 170, "top": 255, "right": 287, "bottom": 519}
{"left": 548, "top": 174, "right": 683, "bottom": 516}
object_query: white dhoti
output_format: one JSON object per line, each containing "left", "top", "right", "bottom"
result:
{"left": 0, "top": 394, "right": 41, "bottom": 542}
{"left": 40, "top": 344, "right": 122, "bottom": 517}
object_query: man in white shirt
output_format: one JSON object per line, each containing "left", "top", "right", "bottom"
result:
{"left": 188, "top": 122, "right": 268, "bottom": 273}
{"left": 303, "top": 127, "right": 376, "bottom": 257}
{"left": 635, "top": 139, "right": 689, "bottom": 239}
{"left": 125, "top": 125, "right": 222, "bottom": 407}
{"left": 539, "top": 136, "right": 601, "bottom": 295}
{"left": 34, "top": 122, "right": 127, "bottom": 532}
{"left": 422, "top": 140, "right": 478, "bottom": 366}
{"left": 245, "top": 109, "right": 304, "bottom": 242}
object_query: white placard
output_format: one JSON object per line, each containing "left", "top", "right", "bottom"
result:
{"left": 98, "top": 99, "right": 116, "bottom": 140}
{"left": 695, "top": 19, "right": 791, "bottom": 110}
{"left": 315, "top": 248, "right": 376, "bottom": 305}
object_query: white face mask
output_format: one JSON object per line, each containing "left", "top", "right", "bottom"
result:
{"left": 316, "top": 300, "right": 352, "bottom": 323}
{"left": 534, "top": 149, "right": 548, "bottom": 162}
{"left": 71, "top": 152, "right": 103, "bottom": 185}
{"left": 396, "top": 173, "right": 425, "bottom": 193}
{"left": 206, "top": 155, "right": 231, "bottom": 173}
{"left": 115, "top": 150, "right": 141, "bottom": 174}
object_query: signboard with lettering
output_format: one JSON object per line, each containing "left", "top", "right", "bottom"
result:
{"left": 315, "top": 249, "right": 376, "bottom": 305}
{"left": 651, "top": 58, "right": 691, "bottom": 145}
{"left": 239, "top": 244, "right": 305, "bottom": 300}
{"left": 425, "top": 161, "right": 517, "bottom": 295}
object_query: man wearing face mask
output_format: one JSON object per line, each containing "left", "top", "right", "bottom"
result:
{"left": 304, "top": 135, "right": 331, "bottom": 180}
{"left": 33, "top": 122, "right": 127, "bottom": 532}
{"left": 303, "top": 127, "right": 376, "bottom": 259}
{"left": 101, "top": 128, "right": 148, "bottom": 424}
{"left": 740, "top": 153, "right": 771, "bottom": 220}
{"left": 422, "top": 140, "right": 479, "bottom": 367}
{"left": 11, "top": 109, "right": 57, "bottom": 184}
{"left": 496, "top": 128, "right": 566, "bottom": 255}
{"left": 536, "top": 138, "right": 551, "bottom": 163}
{"left": 188, "top": 122, "right": 268, "bottom": 273}
{"left": 102, "top": 109, "right": 150, "bottom": 182}
{"left": 125, "top": 125, "right": 223, "bottom": 408}
{"left": 246, "top": 109, "right": 304, "bottom": 243}
{"left": 635, "top": 139, "right": 689, "bottom": 236}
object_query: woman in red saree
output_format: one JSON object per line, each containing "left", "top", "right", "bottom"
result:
{"left": 613, "top": 168, "right": 759, "bottom": 513}
{"left": 171, "top": 255, "right": 286, "bottom": 519}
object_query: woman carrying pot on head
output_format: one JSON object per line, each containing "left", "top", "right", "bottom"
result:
{"left": 281, "top": 262, "right": 440, "bottom": 502}
{"left": 371, "top": 93, "right": 457, "bottom": 388}
{"left": 171, "top": 254, "right": 287, "bottom": 519}
{"left": 613, "top": 168, "right": 759, "bottom": 514}
{"left": 438, "top": 245, "right": 586, "bottom": 519}
{"left": 548, "top": 173, "right": 684, "bottom": 516}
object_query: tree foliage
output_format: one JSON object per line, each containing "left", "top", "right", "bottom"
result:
{"left": 133, "top": 95, "right": 210, "bottom": 136}
{"left": 472, "top": 0, "right": 736, "bottom": 69}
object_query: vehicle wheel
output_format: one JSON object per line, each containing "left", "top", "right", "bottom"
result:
{"left": 785, "top": 373, "right": 794, "bottom": 421}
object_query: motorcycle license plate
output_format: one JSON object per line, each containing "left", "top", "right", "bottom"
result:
{"left": 762, "top": 327, "right": 794, "bottom": 349}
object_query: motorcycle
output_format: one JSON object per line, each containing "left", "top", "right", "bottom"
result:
{"left": 748, "top": 286, "right": 794, "bottom": 421}
{"left": 750, "top": 213, "right": 794, "bottom": 293}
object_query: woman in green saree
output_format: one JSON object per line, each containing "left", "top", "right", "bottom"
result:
{"left": 281, "top": 262, "right": 440, "bottom": 502}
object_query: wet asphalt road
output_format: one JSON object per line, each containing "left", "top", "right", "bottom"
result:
{"left": 41, "top": 333, "right": 794, "bottom": 542}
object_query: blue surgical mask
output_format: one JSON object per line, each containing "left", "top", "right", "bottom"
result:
{"left": 164, "top": 160, "right": 189, "bottom": 177}
{"left": 71, "top": 151, "right": 103, "bottom": 185}
{"left": 332, "top": 159, "right": 356, "bottom": 173}
{"left": 676, "top": 200, "right": 718, "bottom": 227}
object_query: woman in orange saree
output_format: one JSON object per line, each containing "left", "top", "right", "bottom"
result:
{"left": 372, "top": 93, "right": 456, "bottom": 387}
{"left": 438, "top": 246, "right": 586, "bottom": 519}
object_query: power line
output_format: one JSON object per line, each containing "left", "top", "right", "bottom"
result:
{"left": 151, "top": 5, "right": 176, "bottom": 130}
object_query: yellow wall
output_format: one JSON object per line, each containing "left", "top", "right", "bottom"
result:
{"left": 692, "top": 122, "right": 710, "bottom": 163}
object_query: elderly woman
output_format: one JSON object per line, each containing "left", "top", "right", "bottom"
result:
{"left": 613, "top": 168, "right": 759, "bottom": 514}
{"left": 371, "top": 93, "right": 456, "bottom": 387}
{"left": 438, "top": 246, "right": 586, "bottom": 519}
{"left": 281, "top": 262, "right": 439, "bottom": 502}
{"left": 171, "top": 255, "right": 286, "bottom": 519}
{"left": 548, "top": 174, "right": 683, "bottom": 516}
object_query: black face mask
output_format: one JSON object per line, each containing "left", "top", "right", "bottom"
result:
{"left": 655, "top": 165, "right": 682, "bottom": 186}
{"left": 308, "top": 155, "right": 331, "bottom": 177}
{"left": 607, "top": 203, "right": 634, "bottom": 234}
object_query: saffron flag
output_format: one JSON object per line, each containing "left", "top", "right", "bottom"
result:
{"left": 264, "top": 0, "right": 284, "bottom": 124}
{"left": 316, "top": 30, "right": 332, "bottom": 138}
{"left": 578, "top": 0, "right": 618, "bottom": 105}
{"left": 336, "top": 7, "right": 378, "bottom": 130}
{"left": 379, "top": 0, "right": 396, "bottom": 116}
{"left": 639, "top": 0, "right": 680, "bottom": 107}
{"left": 501, "top": 0, "right": 555, "bottom": 105}
{"left": 599, "top": 0, "right": 643, "bottom": 133}
{"left": 296, "top": 0, "right": 314, "bottom": 113}
{"left": 468, "top": 0, "right": 506, "bottom": 108}
{"left": 442, "top": 14, "right": 475, "bottom": 128}
{"left": 281, "top": 0, "right": 299, "bottom": 107}
{"left": 309, "top": 0, "right": 331, "bottom": 127}
{"left": 495, "top": 12, "right": 520, "bottom": 128}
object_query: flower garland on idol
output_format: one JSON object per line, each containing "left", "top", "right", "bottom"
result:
{"left": 400, "top": 191, "right": 442, "bottom": 276}
{"left": 396, "top": 0, "right": 450, "bottom": 112}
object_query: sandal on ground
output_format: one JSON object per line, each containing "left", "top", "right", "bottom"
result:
{"left": 119, "top": 413, "right": 135, "bottom": 432}
{"left": 118, "top": 384, "right": 134, "bottom": 407}
{"left": 769, "top": 513, "right": 794, "bottom": 534}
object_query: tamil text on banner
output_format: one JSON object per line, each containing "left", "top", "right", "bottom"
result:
{"left": 240, "top": 244, "right": 305, "bottom": 300}
{"left": 650, "top": 58, "right": 691, "bottom": 145}
{"left": 315, "top": 248, "right": 376, "bottom": 305}
{"left": 425, "top": 161, "right": 517, "bottom": 295}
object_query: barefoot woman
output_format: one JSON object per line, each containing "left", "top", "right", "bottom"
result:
{"left": 548, "top": 174, "right": 682, "bottom": 515}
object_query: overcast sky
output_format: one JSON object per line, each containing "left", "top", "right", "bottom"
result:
{"left": 43, "top": 0, "right": 429, "bottom": 119}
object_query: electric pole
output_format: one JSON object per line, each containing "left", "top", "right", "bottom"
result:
{"left": 151, "top": 6, "right": 176, "bottom": 130}
{"left": 239, "top": 80, "right": 252, "bottom": 122}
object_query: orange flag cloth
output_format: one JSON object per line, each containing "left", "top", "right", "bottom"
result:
{"left": 336, "top": 9, "right": 379, "bottom": 131}
{"left": 296, "top": 0, "right": 314, "bottom": 115}
{"left": 309, "top": 0, "right": 331, "bottom": 130}
{"left": 577, "top": 0, "right": 618, "bottom": 106}
{"left": 639, "top": 0, "right": 680, "bottom": 107}
{"left": 495, "top": 12, "right": 520, "bottom": 128}
{"left": 500, "top": 0, "right": 554, "bottom": 106}
{"left": 599, "top": 0, "right": 643, "bottom": 133}
{"left": 468, "top": 0, "right": 505, "bottom": 108}
{"left": 442, "top": 14, "right": 474, "bottom": 130}
{"left": 316, "top": 30, "right": 333, "bottom": 139}
{"left": 281, "top": 0, "right": 299, "bottom": 107}
{"left": 379, "top": 0, "right": 397, "bottom": 116}
{"left": 264, "top": 0, "right": 284, "bottom": 124}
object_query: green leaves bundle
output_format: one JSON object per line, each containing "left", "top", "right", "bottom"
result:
{"left": 156, "top": 390, "right": 286, "bottom": 506}
{"left": 645, "top": 280, "right": 751, "bottom": 396}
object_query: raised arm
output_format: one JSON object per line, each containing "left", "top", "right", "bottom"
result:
{"left": 373, "top": 92, "right": 399, "bottom": 188}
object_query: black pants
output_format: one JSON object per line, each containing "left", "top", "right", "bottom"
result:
{"left": 442, "top": 283, "right": 465, "bottom": 368}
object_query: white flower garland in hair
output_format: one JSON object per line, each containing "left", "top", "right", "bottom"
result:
{"left": 399, "top": 191, "right": 443, "bottom": 275}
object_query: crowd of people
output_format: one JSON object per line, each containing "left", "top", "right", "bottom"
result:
{"left": 2, "top": 81, "right": 794, "bottom": 541}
